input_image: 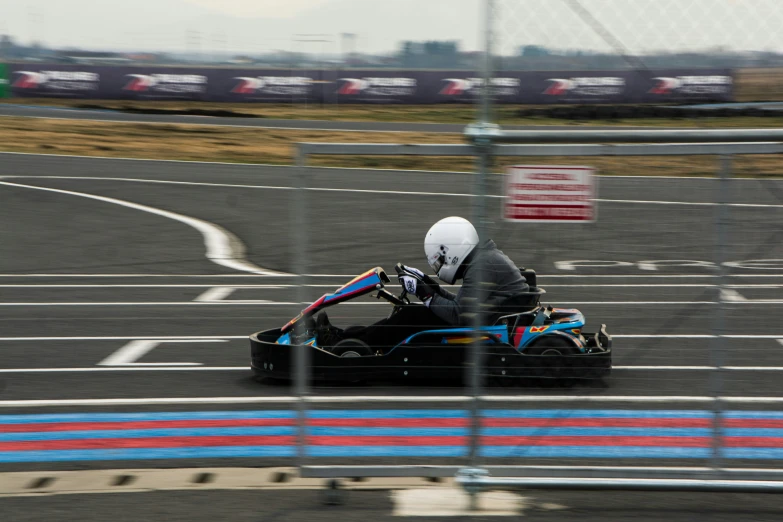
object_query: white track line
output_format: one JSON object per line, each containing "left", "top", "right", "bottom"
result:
{"left": 1, "top": 274, "right": 783, "bottom": 278}
{"left": 5, "top": 396, "right": 783, "bottom": 407}
{"left": 596, "top": 198, "right": 783, "bottom": 209}
{"left": 0, "top": 336, "right": 247, "bottom": 341}
{"left": 0, "top": 150, "right": 779, "bottom": 180}
{"left": 2, "top": 283, "right": 779, "bottom": 288}
{"left": 0, "top": 180, "right": 290, "bottom": 277}
{"left": 0, "top": 334, "right": 779, "bottom": 341}
{"left": 0, "top": 284, "right": 299, "bottom": 288}
{"left": 613, "top": 335, "right": 714, "bottom": 338}
{"left": 0, "top": 301, "right": 300, "bottom": 306}
{"left": 5, "top": 175, "right": 783, "bottom": 208}
{"left": 0, "top": 367, "right": 248, "bottom": 373}
{"left": 8, "top": 300, "right": 783, "bottom": 306}
{"left": 4, "top": 366, "right": 783, "bottom": 373}
{"left": 620, "top": 335, "right": 776, "bottom": 339}
{"left": 1, "top": 175, "right": 471, "bottom": 199}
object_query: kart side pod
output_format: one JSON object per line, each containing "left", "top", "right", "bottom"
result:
{"left": 249, "top": 326, "right": 612, "bottom": 383}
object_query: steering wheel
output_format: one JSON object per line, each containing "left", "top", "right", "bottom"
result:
{"left": 375, "top": 286, "right": 410, "bottom": 306}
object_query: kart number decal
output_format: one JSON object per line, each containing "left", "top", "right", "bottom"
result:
{"left": 529, "top": 326, "right": 550, "bottom": 333}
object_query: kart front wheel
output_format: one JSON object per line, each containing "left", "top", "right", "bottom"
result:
{"left": 525, "top": 336, "right": 580, "bottom": 380}
{"left": 331, "top": 339, "right": 373, "bottom": 358}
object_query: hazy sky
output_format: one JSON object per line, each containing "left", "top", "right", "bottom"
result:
{"left": 2, "top": 0, "right": 782, "bottom": 55}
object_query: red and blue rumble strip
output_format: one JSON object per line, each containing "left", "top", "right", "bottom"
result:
{"left": 1, "top": 409, "right": 782, "bottom": 463}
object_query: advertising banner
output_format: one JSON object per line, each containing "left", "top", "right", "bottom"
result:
{"left": 505, "top": 165, "right": 596, "bottom": 223}
{"left": 7, "top": 64, "right": 734, "bottom": 104}
{"left": 8, "top": 65, "right": 100, "bottom": 98}
{"left": 631, "top": 69, "right": 734, "bottom": 103}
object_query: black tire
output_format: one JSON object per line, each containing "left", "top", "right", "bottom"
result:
{"left": 525, "top": 335, "right": 580, "bottom": 380}
{"left": 525, "top": 335, "right": 579, "bottom": 356}
{"left": 331, "top": 339, "right": 373, "bottom": 358}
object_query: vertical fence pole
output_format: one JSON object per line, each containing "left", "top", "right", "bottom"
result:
{"left": 480, "top": 0, "right": 495, "bottom": 125}
{"left": 467, "top": 0, "right": 496, "bottom": 472}
{"left": 293, "top": 146, "right": 310, "bottom": 471}
{"left": 469, "top": 144, "right": 489, "bottom": 468}
{"left": 709, "top": 154, "right": 732, "bottom": 474}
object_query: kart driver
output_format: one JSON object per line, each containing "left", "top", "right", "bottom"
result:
{"left": 316, "top": 216, "right": 529, "bottom": 347}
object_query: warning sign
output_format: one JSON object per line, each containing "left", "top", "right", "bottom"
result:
{"left": 504, "top": 165, "right": 596, "bottom": 222}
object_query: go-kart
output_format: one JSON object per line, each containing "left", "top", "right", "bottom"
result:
{"left": 249, "top": 265, "right": 611, "bottom": 383}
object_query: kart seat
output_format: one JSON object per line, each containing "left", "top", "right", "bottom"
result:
{"left": 490, "top": 287, "right": 546, "bottom": 325}
{"left": 518, "top": 268, "right": 537, "bottom": 288}
{"left": 497, "top": 287, "right": 545, "bottom": 311}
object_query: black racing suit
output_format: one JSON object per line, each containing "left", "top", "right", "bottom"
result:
{"left": 343, "top": 240, "right": 529, "bottom": 347}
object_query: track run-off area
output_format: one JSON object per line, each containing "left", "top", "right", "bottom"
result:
{"left": 1, "top": 151, "right": 783, "bottom": 470}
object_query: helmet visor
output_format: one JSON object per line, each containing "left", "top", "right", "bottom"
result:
{"left": 428, "top": 252, "right": 445, "bottom": 275}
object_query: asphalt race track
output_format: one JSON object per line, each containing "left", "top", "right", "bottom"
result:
{"left": 0, "top": 103, "right": 668, "bottom": 133}
{"left": 1, "top": 151, "right": 783, "bottom": 476}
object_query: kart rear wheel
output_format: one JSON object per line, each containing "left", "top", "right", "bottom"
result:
{"left": 331, "top": 339, "right": 373, "bottom": 358}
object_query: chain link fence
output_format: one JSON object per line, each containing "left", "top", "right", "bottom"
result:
{"left": 248, "top": 0, "right": 783, "bottom": 499}
{"left": 258, "top": 134, "right": 783, "bottom": 493}
{"left": 493, "top": 0, "right": 783, "bottom": 100}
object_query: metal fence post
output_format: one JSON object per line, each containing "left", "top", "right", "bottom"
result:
{"left": 469, "top": 141, "right": 489, "bottom": 468}
{"left": 466, "top": 0, "right": 496, "bottom": 472}
{"left": 709, "top": 154, "right": 732, "bottom": 474}
{"left": 293, "top": 146, "right": 310, "bottom": 470}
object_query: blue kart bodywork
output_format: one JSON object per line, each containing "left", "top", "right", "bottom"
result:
{"left": 250, "top": 267, "right": 611, "bottom": 383}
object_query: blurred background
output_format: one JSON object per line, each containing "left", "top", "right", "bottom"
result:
{"left": 3, "top": 1, "right": 783, "bottom": 520}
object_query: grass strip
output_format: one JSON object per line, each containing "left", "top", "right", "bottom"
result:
{"left": 0, "top": 116, "right": 780, "bottom": 177}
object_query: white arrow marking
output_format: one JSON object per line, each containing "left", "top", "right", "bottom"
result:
{"left": 0, "top": 180, "right": 290, "bottom": 276}
{"left": 721, "top": 288, "right": 747, "bottom": 302}
{"left": 98, "top": 339, "right": 226, "bottom": 366}
{"left": 194, "top": 286, "right": 236, "bottom": 302}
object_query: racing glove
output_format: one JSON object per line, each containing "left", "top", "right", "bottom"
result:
{"left": 397, "top": 266, "right": 436, "bottom": 303}
{"left": 398, "top": 264, "right": 445, "bottom": 296}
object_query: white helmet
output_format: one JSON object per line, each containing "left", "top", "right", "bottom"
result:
{"left": 424, "top": 216, "right": 479, "bottom": 284}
